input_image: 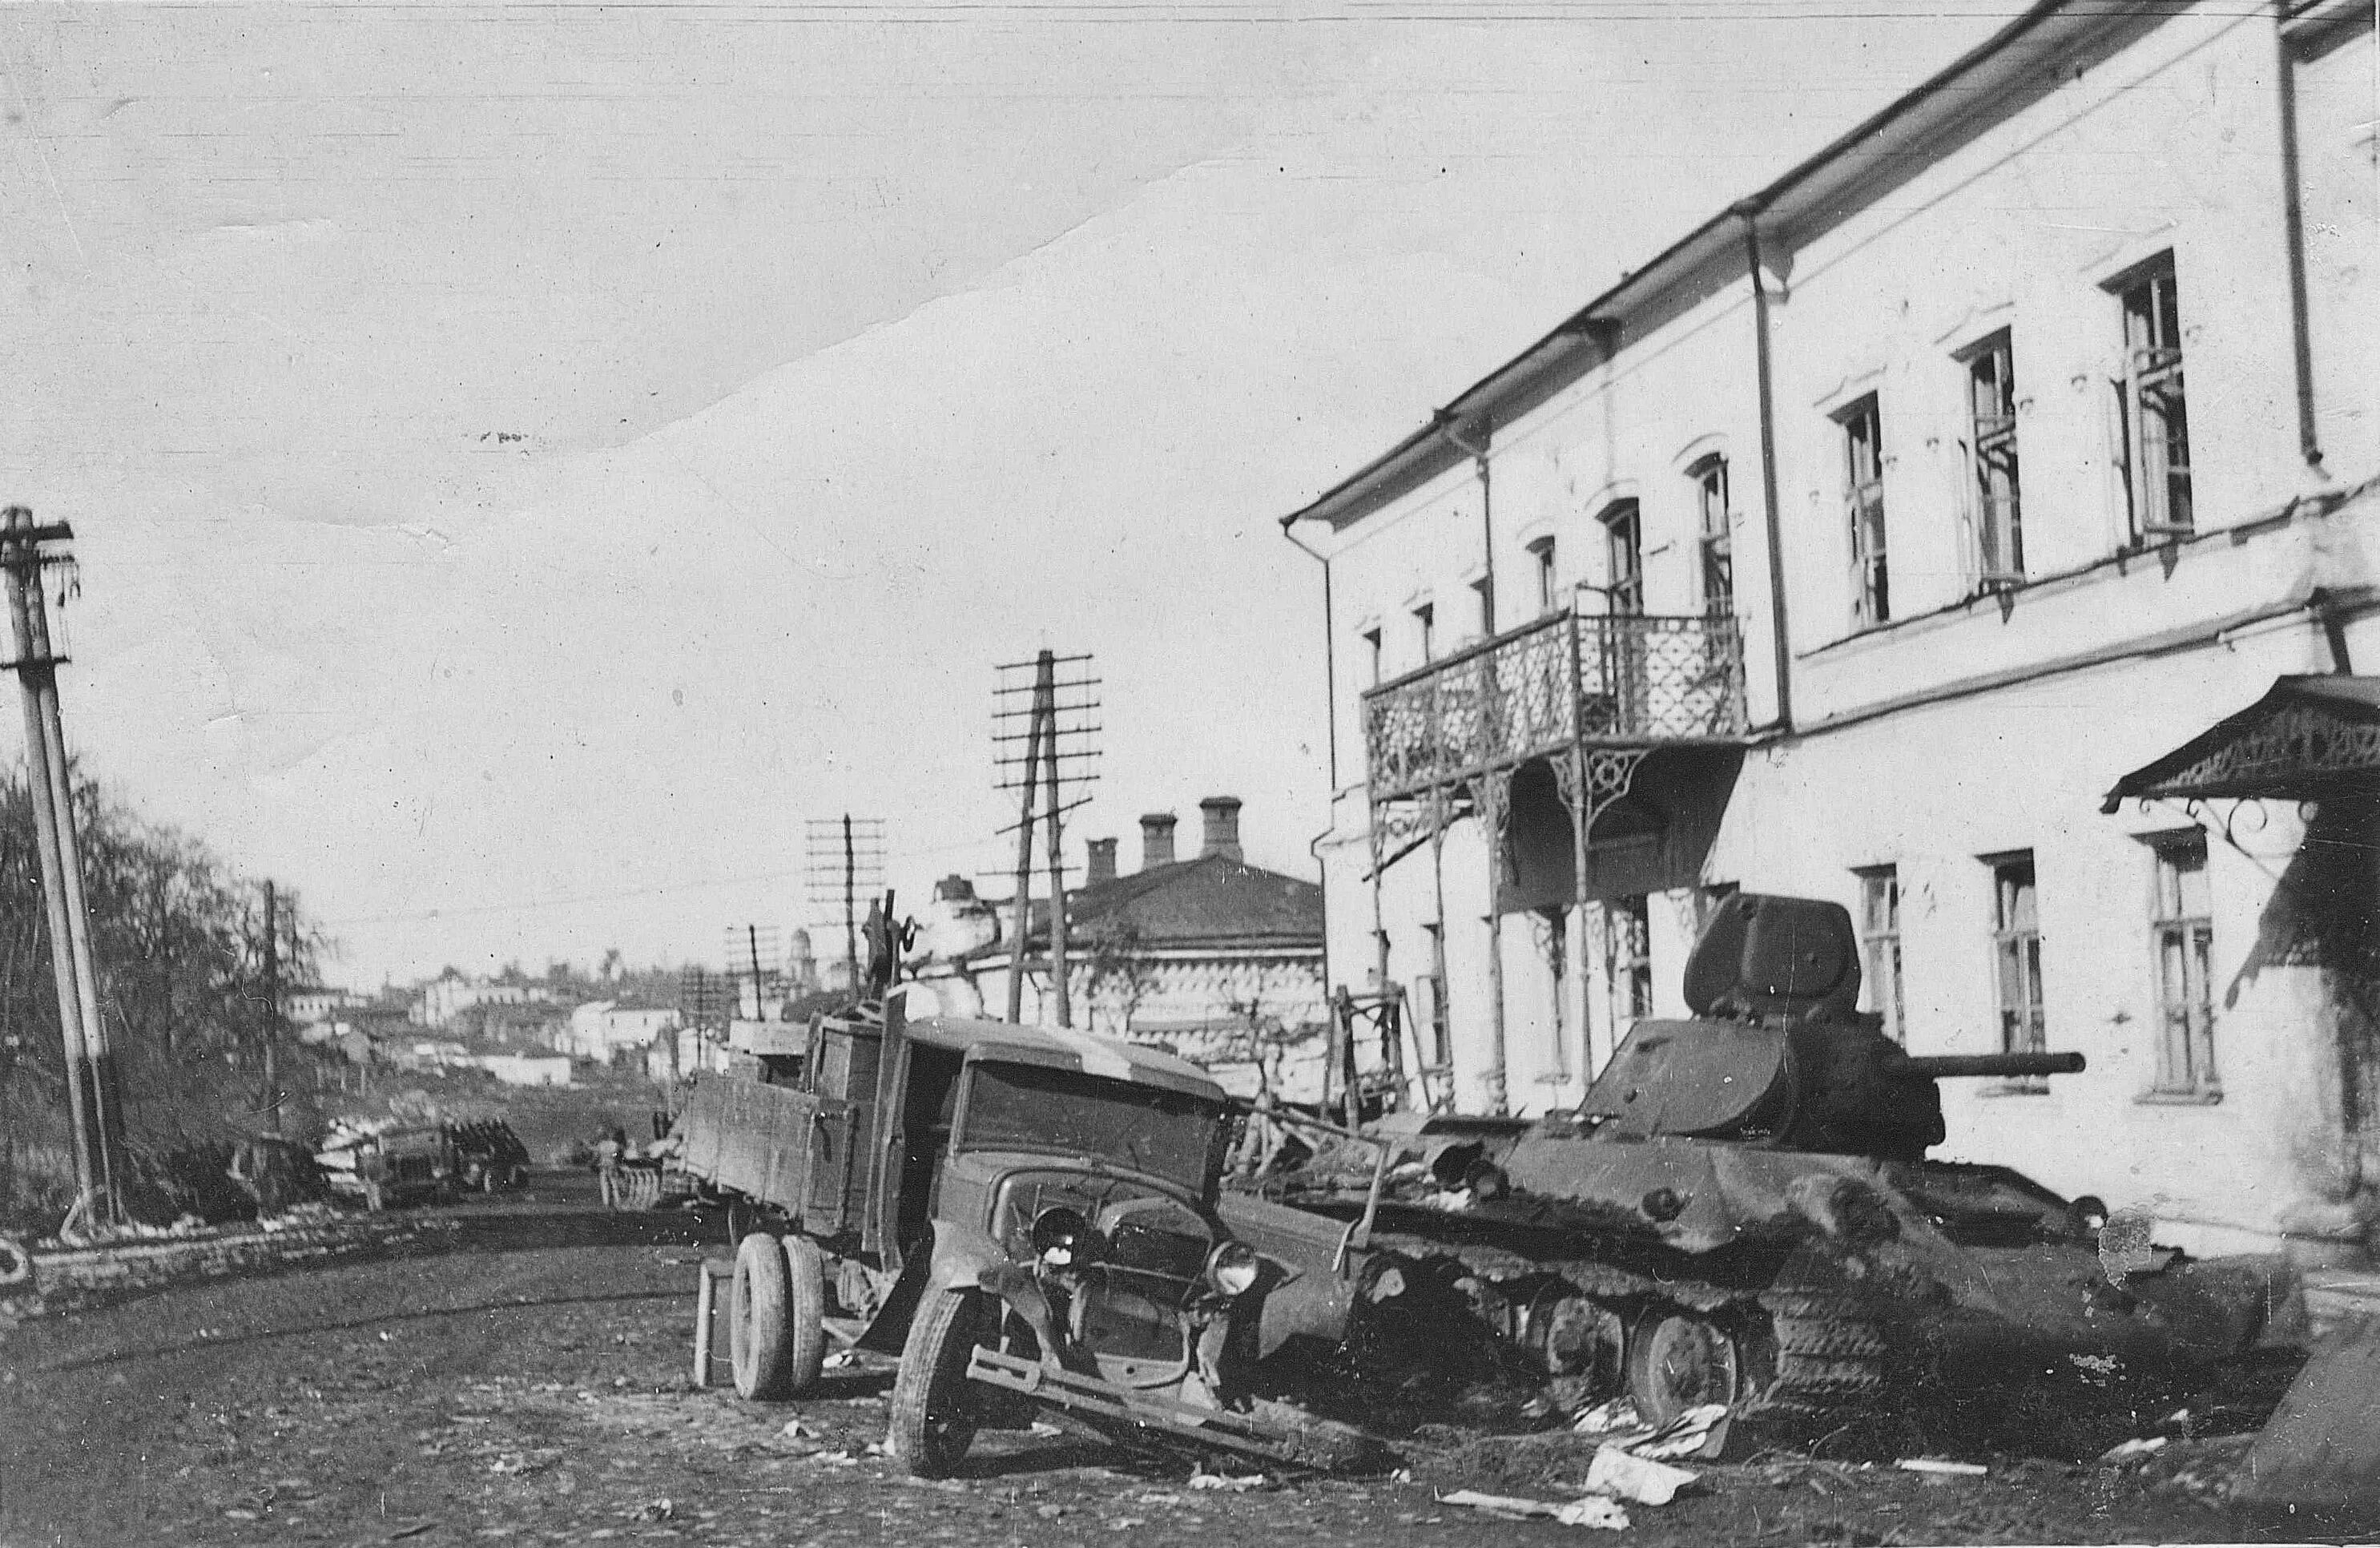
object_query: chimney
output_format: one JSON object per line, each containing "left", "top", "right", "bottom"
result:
{"left": 1085, "top": 838, "right": 1118, "bottom": 887}
{"left": 1140, "top": 812, "right": 1178, "bottom": 871}
{"left": 1199, "top": 796, "right": 1243, "bottom": 863}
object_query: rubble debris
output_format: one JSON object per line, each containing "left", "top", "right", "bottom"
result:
{"left": 1628, "top": 1404, "right": 1730, "bottom": 1461}
{"left": 1567, "top": 1397, "right": 1728, "bottom": 1461}
{"left": 1580, "top": 1445, "right": 1696, "bottom": 1506}
{"left": 1572, "top": 1397, "right": 1638, "bottom": 1435}
{"left": 1437, "top": 1489, "right": 1629, "bottom": 1530}
{"left": 1187, "top": 1469, "right": 1271, "bottom": 1492}
{"left": 1895, "top": 1458, "right": 1987, "bottom": 1477}
{"left": 2096, "top": 1436, "right": 2169, "bottom": 1466}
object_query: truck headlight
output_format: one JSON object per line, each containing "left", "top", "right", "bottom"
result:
{"left": 1206, "top": 1240, "right": 1260, "bottom": 1297}
{"left": 1031, "top": 1206, "right": 1094, "bottom": 1268}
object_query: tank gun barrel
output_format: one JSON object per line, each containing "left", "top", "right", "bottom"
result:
{"left": 1902, "top": 1051, "right": 2085, "bottom": 1079}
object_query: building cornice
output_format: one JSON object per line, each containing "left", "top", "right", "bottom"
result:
{"left": 1279, "top": 0, "right": 2173, "bottom": 537}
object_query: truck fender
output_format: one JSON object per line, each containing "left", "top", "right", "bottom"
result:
{"left": 851, "top": 1219, "right": 1009, "bottom": 1356}
{"left": 923, "top": 1219, "right": 1009, "bottom": 1293}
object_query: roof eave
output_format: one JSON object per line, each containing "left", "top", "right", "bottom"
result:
{"left": 1279, "top": 0, "right": 2147, "bottom": 538}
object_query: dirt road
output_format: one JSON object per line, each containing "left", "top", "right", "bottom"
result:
{"left": 0, "top": 1188, "right": 2354, "bottom": 1546}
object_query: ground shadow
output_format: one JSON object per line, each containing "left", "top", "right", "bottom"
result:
{"left": 38, "top": 1286, "right": 694, "bottom": 1373}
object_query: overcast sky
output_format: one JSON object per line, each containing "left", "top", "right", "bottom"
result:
{"left": 0, "top": 1, "right": 2012, "bottom": 988}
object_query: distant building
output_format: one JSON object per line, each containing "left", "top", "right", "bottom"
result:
{"left": 966, "top": 797, "right": 1329, "bottom": 1098}
{"left": 561, "top": 999, "right": 679, "bottom": 1062}
{"left": 417, "top": 974, "right": 555, "bottom": 1029}
{"left": 286, "top": 986, "right": 364, "bottom": 1025}
{"left": 472, "top": 1052, "right": 572, "bottom": 1088}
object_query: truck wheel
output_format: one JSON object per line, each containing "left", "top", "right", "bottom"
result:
{"left": 889, "top": 1288, "right": 987, "bottom": 1478}
{"left": 780, "top": 1236, "right": 829, "bottom": 1396}
{"left": 731, "top": 1231, "right": 794, "bottom": 1400}
{"left": 1625, "top": 1305, "right": 1743, "bottom": 1425}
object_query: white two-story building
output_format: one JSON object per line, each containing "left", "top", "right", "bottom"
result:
{"left": 1283, "top": 0, "right": 2376, "bottom": 1260}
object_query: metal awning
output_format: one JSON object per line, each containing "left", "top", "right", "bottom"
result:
{"left": 2101, "top": 675, "right": 2380, "bottom": 812}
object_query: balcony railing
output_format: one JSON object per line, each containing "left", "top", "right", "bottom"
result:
{"left": 1361, "top": 610, "right": 1747, "bottom": 802}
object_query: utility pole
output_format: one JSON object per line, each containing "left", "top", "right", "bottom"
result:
{"left": 1004, "top": 684, "right": 1044, "bottom": 1023}
{"left": 262, "top": 881, "right": 282, "bottom": 1134}
{"left": 1, "top": 507, "right": 119, "bottom": 1228}
{"left": 804, "top": 817, "right": 883, "bottom": 1002}
{"left": 1037, "top": 655, "right": 1073, "bottom": 1028}
{"left": 747, "top": 924, "right": 766, "bottom": 1019}
{"left": 993, "top": 650, "right": 1099, "bottom": 1027}
{"left": 842, "top": 816, "right": 858, "bottom": 992}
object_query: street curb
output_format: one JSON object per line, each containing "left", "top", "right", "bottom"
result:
{"left": 0, "top": 1213, "right": 459, "bottom": 1329}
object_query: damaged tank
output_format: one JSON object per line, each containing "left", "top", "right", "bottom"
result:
{"left": 1226, "top": 893, "right": 2304, "bottom": 1429}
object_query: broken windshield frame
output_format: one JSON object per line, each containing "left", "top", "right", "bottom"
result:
{"left": 955, "top": 1061, "right": 1222, "bottom": 1190}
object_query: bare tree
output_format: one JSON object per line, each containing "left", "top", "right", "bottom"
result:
{"left": 1081, "top": 919, "right": 1158, "bottom": 1038}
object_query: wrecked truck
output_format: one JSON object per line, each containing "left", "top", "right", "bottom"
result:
{"left": 1225, "top": 893, "right": 2304, "bottom": 1429}
{"left": 670, "top": 998, "right": 1368, "bottom": 1477}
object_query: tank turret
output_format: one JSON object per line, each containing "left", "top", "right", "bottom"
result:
{"left": 1577, "top": 893, "right": 2084, "bottom": 1162}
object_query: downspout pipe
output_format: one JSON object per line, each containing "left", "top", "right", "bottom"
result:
{"left": 1736, "top": 200, "right": 1794, "bottom": 732}
{"left": 1283, "top": 522, "right": 1338, "bottom": 1001}
{"left": 2273, "top": 8, "right": 2323, "bottom": 473}
{"left": 1442, "top": 415, "right": 1495, "bottom": 635}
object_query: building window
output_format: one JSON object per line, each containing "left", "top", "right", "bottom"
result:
{"left": 1838, "top": 394, "right": 1889, "bottom": 627}
{"left": 1691, "top": 456, "right": 1734, "bottom": 617}
{"left": 2151, "top": 835, "right": 2217, "bottom": 1095}
{"left": 1600, "top": 500, "right": 1644, "bottom": 616}
{"left": 2115, "top": 255, "right": 2193, "bottom": 540}
{"left": 1528, "top": 536, "right": 1558, "bottom": 616}
{"left": 1603, "top": 894, "right": 1653, "bottom": 1032}
{"left": 1962, "top": 331, "right": 2024, "bottom": 586}
{"left": 1857, "top": 866, "right": 1905, "bottom": 1044}
{"left": 1413, "top": 601, "right": 1436, "bottom": 663}
{"left": 1470, "top": 574, "right": 1495, "bottom": 639}
{"left": 1989, "top": 854, "right": 2046, "bottom": 1085}
{"left": 1362, "top": 626, "right": 1383, "bottom": 687}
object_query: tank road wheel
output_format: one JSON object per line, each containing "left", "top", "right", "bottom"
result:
{"left": 889, "top": 1288, "right": 989, "bottom": 1478}
{"left": 731, "top": 1231, "right": 794, "bottom": 1400}
{"left": 779, "top": 1235, "right": 830, "bottom": 1397}
{"left": 1626, "top": 1306, "right": 1747, "bottom": 1425}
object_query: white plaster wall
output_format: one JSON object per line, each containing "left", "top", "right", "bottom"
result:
{"left": 1704, "top": 619, "right": 2349, "bottom": 1249}
{"left": 1773, "top": 8, "right": 2329, "bottom": 690}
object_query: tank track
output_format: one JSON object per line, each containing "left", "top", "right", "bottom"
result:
{"left": 1519, "top": 1260, "right": 1891, "bottom": 1424}
{"left": 1371, "top": 1230, "right": 1897, "bottom": 1426}
{"left": 1750, "top": 1288, "right": 1891, "bottom": 1417}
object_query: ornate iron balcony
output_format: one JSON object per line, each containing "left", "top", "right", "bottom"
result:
{"left": 1360, "top": 610, "right": 1748, "bottom": 802}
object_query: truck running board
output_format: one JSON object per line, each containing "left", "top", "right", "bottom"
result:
{"left": 964, "top": 1347, "right": 1311, "bottom": 1466}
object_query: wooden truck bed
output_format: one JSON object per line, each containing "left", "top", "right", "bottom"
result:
{"left": 676, "top": 1073, "right": 872, "bottom": 1234}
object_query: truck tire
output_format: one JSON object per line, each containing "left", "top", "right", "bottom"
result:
{"left": 889, "top": 1288, "right": 988, "bottom": 1478}
{"left": 780, "top": 1235, "right": 829, "bottom": 1397}
{"left": 731, "top": 1231, "right": 794, "bottom": 1400}
{"left": 0, "top": 1235, "right": 30, "bottom": 1288}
